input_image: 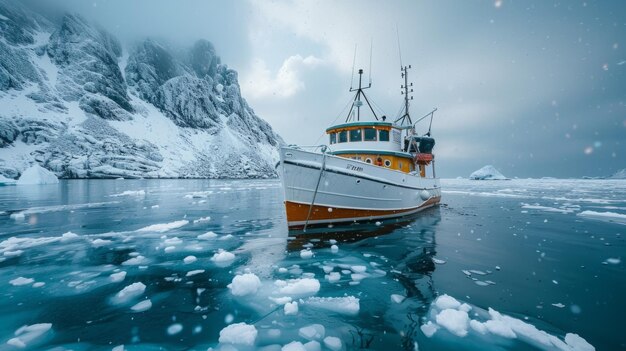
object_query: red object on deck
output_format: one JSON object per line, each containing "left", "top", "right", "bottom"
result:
{"left": 415, "top": 153, "right": 433, "bottom": 164}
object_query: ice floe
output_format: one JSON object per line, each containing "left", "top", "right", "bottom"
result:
{"left": 228, "top": 273, "right": 262, "bottom": 296}
{"left": 110, "top": 190, "right": 145, "bottom": 197}
{"left": 284, "top": 301, "right": 298, "bottom": 315}
{"left": 9, "top": 277, "right": 35, "bottom": 286}
{"left": 109, "top": 271, "right": 127, "bottom": 282}
{"left": 130, "top": 299, "right": 152, "bottom": 312}
{"left": 211, "top": 249, "right": 235, "bottom": 263}
{"left": 275, "top": 278, "right": 320, "bottom": 295}
{"left": 136, "top": 220, "right": 189, "bottom": 233}
{"left": 7, "top": 323, "right": 52, "bottom": 348}
{"left": 111, "top": 282, "right": 146, "bottom": 304}
{"left": 197, "top": 231, "right": 218, "bottom": 240}
{"left": 218, "top": 322, "right": 257, "bottom": 345}
{"left": 302, "top": 296, "right": 359, "bottom": 315}
{"left": 298, "top": 324, "right": 325, "bottom": 340}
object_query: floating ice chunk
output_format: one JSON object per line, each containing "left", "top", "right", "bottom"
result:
{"left": 163, "top": 237, "right": 183, "bottom": 246}
{"left": 459, "top": 303, "right": 472, "bottom": 312}
{"left": 475, "top": 281, "right": 489, "bottom": 286}
{"left": 110, "top": 271, "right": 127, "bottom": 282}
{"left": 330, "top": 245, "right": 339, "bottom": 253}
{"left": 282, "top": 341, "right": 306, "bottom": 351}
{"left": 436, "top": 309, "right": 470, "bottom": 337}
{"left": 183, "top": 255, "right": 197, "bottom": 264}
{"left": 298, "top": 324, "right": 325, "bottom": 340}
{"left": 186, "top": 270, "right": 205, "bottom": 277}
{"left": 351, "top": 273, "right": 367, "bottom": 281}
{"left": 122, "top": 255, "right": 146, "bottom": 265}
{"left": 8, "top": 323, "right": 53, "bottom": 348}
{"left": 193, "top": 216, "right": 210, "bottom": 223}
{"left": 151, "top": 205, "right": 159, "bottom": 209}
{"left": 420, "top": 321, "right": 439, "bottom": 337}
{"left": 9, "top": 277, "right": 34, "bottom": 286}
{"left": 303, "top": 296, "right": 359, "bottom": 315}
{"left": 551, "top": 303, "right": 565, "bottom": 308}
{"left": 278, "top": 267, "right": 288, "bottom": 273}
{"left": 0, "top": 174, "right": 16, "bottom": 185}
{"left": 434, "top": 294, "right": 461, "bottom": 310}
{"left": 211, "top": 249, "right": 235, "bottom": 263}
{"left": 228, "top": 273, "right": 261, "bottom": 296}
{"left": 469, "top": 270, "right": 487, "bottom": 275}
{"left": 375, "top": 221, "right": 382, "bottom": 226}
{"left": 604, "top": 257, "right": 621, "bottom": 265}
{"left": 483, "top": 319, "right": 516, "bottom": 338}
{"left": 303, "top": 340, "right": 321, "bottom": 351}
{"left": 284, "top": 301, "right": 299, "bottom": 315}
{"left": 219, "top": 323, "right": 257, "bottom": 346}
{"left": 167, "top": 323, "right": 183, "bottom": 335}
{"left": 391, "top": 294, "right": 406, "bottom": 304}
{"left": 470, "top": 319, "right": 487, "bottom": 334}
{"left": 578, "top": 210, "right": 626, "bottom": 224}
{"left": 469, "top": 165, "right": 507, "bottom": 180}
{"left": 462, "top": 270, "right": 472, "bottom": 276}
{"left": 276, "top": 278, "right": 320, "bottom": 295}
{"left": 219, "top": 234, "right": 234, "bottom": 240}
{"left": 137, "top": 220, "right": 189, "bottom": 233}
{"left": 32, "top": 282, "right": 45, "bottom": 288}
{"left": 433, "top": 258, "right": 446, "bottom": 264}
{"left": 110, "top": 190, "right": 145, "bottom": 197}
{"left": 164, "top": 246, "right": 176, "bottom": 253}
{"left": 351, "top": 265, "right": 366, "bottom": 273}
{"left": 198, "top": 231, "right": 218, "bottom": 240}
{"left": 322, "top": 265, "right": 334, "bottom": 273}
{"left": 112, "top": 345, "right": 124, "bottom": 351}
{"left": 300, "top": 249, "right": 314, "bottom": 259}
{"left": 130, "top": 299, "right": 152, "bottom": 312}
{"left": 326, "top": 272, "right": 340, "bottom": 282}
{"left": 564, "top": 333, "right": 595, "bottom": 351}
{"left": 112, "top": 282, "right": 146, "bottom": 304}
{"left": 16, "top": 165, "right": 59, "bottom": 185}
{"left": 323, "top": 336, "right": 342, "bottom": 351}
{"left": 552, "top": 280, "right": 558, "bottom": 285}
{"left": 270, "top": 296, "right": 292, "bottom": 305}
{"left": 4, "top": 250, "right": 23, "bottom": 257}
{"left": 329, "top": 239, "right": 337, "bottom": 244}
{"left": 91, "top": 239, "right": 112, "bottom": 247}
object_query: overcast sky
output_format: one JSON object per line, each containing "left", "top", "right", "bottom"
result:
{"left": 29, "top": 0, "right": 626, "bottom": 178}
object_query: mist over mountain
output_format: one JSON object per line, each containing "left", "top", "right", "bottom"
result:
{"left": 0, "top": 0, "right": 282, "bottom": 179}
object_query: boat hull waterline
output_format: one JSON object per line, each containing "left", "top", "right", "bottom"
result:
{"left": 279, "top": 147, "right": 441, "bottom": 228}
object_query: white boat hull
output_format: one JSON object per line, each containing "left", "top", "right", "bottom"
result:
{"left": 278, "top": 146, "right": 441, "bottom": 228}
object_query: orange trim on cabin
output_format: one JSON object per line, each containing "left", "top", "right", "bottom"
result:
{"left": 336, "top": 153, "right": 413, "bottom": 173}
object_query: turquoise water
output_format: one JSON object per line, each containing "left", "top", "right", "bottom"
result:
{"left": 0, "top": 179, "right": 624, "bottom": 350}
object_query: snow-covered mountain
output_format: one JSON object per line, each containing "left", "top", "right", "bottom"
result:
{"left": 0, "top": 1, "right": 282, "bottom": 179}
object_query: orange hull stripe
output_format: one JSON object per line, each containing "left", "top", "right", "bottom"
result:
{"left": 285, "top": 197, "right": 440, "bottom": 222}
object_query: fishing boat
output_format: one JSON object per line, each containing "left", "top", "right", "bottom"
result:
{"left": 278, "top": 65, "right": 441, "bottom": 230}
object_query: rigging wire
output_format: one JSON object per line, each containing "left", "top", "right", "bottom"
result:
{"left": 368, "top": 38, "right": 373, "bottom": 86}
{"left": 313, "top": 97, "right": 354, "bottom": 145}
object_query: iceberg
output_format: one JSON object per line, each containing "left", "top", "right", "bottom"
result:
{"left": 610, "top": 168, "right": 626, "bottom": 179}
{"left": 16, "top": 165, "right": 59, "bottom": 185}
{"left": 469, "top": 165, "right": 508, "bottom": 180}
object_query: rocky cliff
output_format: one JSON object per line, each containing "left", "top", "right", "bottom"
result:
{"left": 0, "top": 0, "right": 282, "bottom": 179}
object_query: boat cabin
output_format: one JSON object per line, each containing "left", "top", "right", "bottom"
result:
{"left": 326, "top": 121, "right": 415, "bottom": 173}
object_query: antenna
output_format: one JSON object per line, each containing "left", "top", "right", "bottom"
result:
{"left": 368, "top": 38, "right": 373, "bottom": 87}
{"left": 350, "top": 44, "right": 357, "bottom": 90}
{"left": 396, "top": 24, "right": 403, "bottom": 70}
{"left": 394, "top": 65, "right": 414, "bottom": 127}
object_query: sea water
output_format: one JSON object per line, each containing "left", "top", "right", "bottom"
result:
{"left": 0, "top": 178, "right": 624, "bottom": 350}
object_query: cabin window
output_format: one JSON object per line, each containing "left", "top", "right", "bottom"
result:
{"left": 365, "top": 158, "right": 372, "bottom": 164}
{"left": 384, "top": 159, "right": 391, "bottom": 167}
{"left": 329, "top": 133, "right": 336, "bottom": 144}
{"left": 364, "top": 128, "right": 377, "bottom": 141}
{"left": 338, "top": 131, "right": 347, "bottom": 143}
{"left": 349, "top": 129, "right": 362, "bottom": 142}
{"left": 379, "top": 130, "right": 390, "bottom": 142}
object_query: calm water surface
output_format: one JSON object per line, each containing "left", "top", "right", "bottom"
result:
{"left": 0, "top": 179, "right": 624, "bottom": 350}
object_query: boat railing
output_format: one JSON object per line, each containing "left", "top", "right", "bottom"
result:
{"left": 287, "top": 144, "right": 330, "bottom": 153}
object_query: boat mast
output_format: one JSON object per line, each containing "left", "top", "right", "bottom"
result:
{"left": 345, "top": 69, "right": 379, "bottom": 122}
{"left": 395, "top": 65, "right": 413, "bottom": 128}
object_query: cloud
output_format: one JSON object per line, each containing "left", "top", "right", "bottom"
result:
{"left": 242, "top": 55, "right": 324, "bottom": 99}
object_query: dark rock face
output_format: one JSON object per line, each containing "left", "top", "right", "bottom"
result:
{"left": 0, "top": 1, "right": 282, "bottom": 179}
{"left": 47, "top": 14, "right": 132, "bottom": 120}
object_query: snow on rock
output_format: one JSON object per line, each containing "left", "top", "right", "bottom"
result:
{"left": 111, "top": 282, "right": 146, "bottom": 304}
{"left": 228, "top": 273, "right": 261, "bottom": 296}
{"left": 9, "top": 276, "right": 34, "bottom": 286}
{"left": 469, "top": 165, "right": 507, "bottom": 180}
{"left": 275, "top": 278, "right": 320, "bottom": 296}
{"left": 0, "top": 174, "right": 16, "bottom": 185}
{"left": 16, "top": 164, "right": 58, "bottom": 185}
{"left": 136, "top": 220, "right": 189, "bottom": 233}
{"left": 218, "top": 322, "right": 257, "bottom": 346}
{"left": 130, "top": 299, "right": 152, "bottom": 312}
{"left": 323, "top": 336, "right": 342, "bottom": 351}
{"left": 610, "top": 168, "right": 626, "bottom": 179}
{"left": 7, "top": 323, "right": 52, "bottom": 349}
{"left": 299, "top": 324, "right": 325, "bottom": 340}
{"left": 302, "top": 296, "right": 359, "bottom": 315}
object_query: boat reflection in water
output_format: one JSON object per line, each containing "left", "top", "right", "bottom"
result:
{"left": 288, "top": 206, "right": 442, "bottom": 349}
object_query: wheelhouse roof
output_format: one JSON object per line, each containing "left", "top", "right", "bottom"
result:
{"left": 326, "top": 121, "right": 396, "bottom": 133}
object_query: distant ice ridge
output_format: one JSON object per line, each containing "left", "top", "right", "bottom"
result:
{"left": 0, "top": 0, "right": 282, "bottom": 180}
{"left": 610, "top": 168, "right": 626, "bottom": 179}
{"left": 421, "top": 294, "right": 595, "bottom": 350}
{"left": 469, "top": 165, "right": 508, "bottom": 180}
